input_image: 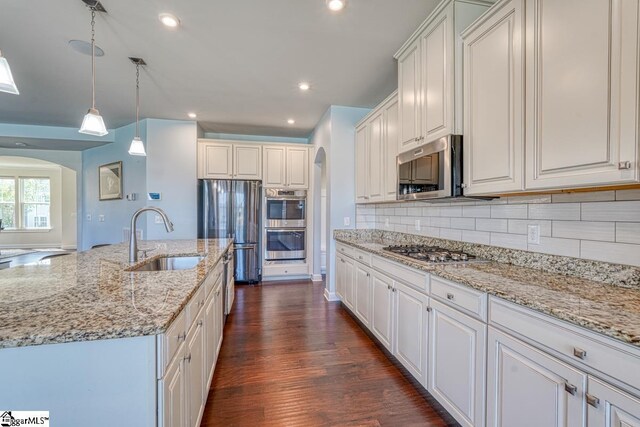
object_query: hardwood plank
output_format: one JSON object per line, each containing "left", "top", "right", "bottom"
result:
{"left": 201, "top": 280, "right": 451, "bottom": 426}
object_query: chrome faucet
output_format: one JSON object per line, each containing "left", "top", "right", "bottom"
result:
{"left": 129, "top": 207, "right": 174, "bottom": 263}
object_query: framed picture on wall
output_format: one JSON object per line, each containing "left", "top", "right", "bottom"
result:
{"left": 99, "top": 161, "right": 123, "bottom": 201}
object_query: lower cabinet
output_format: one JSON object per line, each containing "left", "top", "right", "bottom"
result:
{"left": 588, "top": 377, "right": 640, "bottom": 427}
{"left": 370, "top": 271, "right": 394, "bottom": 351}
{"left": 160, "top": 348, "right": 186, "bottom": 427}
{"left": 486, "top": 327, "right": 586, "bottom": 427}
{"left": 354, "top": 264, "right": 372, "bottom": 327}
{"left": 394, "top": 281, "right": 429, "bottom": 385}
{"left": 204, "top": 277, "right": 221, "bottom": 387}
{"left": 343, "top": 257, "right": 355, "bottom": 310}
{"left": 428, "top": 298, "right": 486, "bottom": 427}
{"left": 185, "top": 310, "right": 205, "bottom": 427}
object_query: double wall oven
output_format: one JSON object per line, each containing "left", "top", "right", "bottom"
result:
{"left": 264, "top": 189, "right": 306, "bottom": 262}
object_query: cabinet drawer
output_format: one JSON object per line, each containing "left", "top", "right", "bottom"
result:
{"left": 431, "top": 276, "right": 487, "bottom": 321}
{"left": 262, "top": 263, "right": 309, "bottom": 277}
{"left": 372, "top": 255, "right": 429, "bottom": 294}
{"left": 353, "top": 248, "right": 371, "bottom": 265}
{"left": 158, "top": 310, "right": 186, "bottom": 378}
{"left": 186, "top": 285, "right": 206, "bottom": 328}
{"left": 205, "top": 261, "right": 223, "bottom": 297}
{"left": 336, "top": 243, "right": 355, "bottom": 259}
{"left": 489, "top": 297, "right": 640, "bottom": 391}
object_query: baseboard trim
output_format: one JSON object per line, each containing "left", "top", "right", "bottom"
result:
{"left": 261, "top": 275, "right": 311, "bottom": 282}
{"left": 323, "top": 289, "right": 339, "bottom": 302}
{"left": 311, "top": 274, "right": 323, "bottom": 282}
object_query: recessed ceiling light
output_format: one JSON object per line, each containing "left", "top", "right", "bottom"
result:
{"left": 327, "top": 0, "right": 346, "bottom": 12}
{"left": 298, "top": 82, "right": 310, "bottom": 91}
{"left": 188, "top": 112, "right": 197, "bottom": 119}
{"left": 159, "top": 13, "right": 180, "bottom": 28}
{"left": 287, "top": 119, "right": 295, "bottom": 125}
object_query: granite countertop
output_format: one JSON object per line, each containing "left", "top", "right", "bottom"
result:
{"left": 0, "top": 239, "right": 232, "bottom": 349}
{"left": 335, "top": 232, "right": 640, "bottom": 348}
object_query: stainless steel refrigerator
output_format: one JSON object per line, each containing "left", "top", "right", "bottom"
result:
{"left": 198, "top": 180, "right": 261, "bottom": 283}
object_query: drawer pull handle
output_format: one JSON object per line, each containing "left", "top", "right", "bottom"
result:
{"left": 446, "top": 293, "right": 455, "bottom": 300}
{"left": 392, "top": 288, "right": 396, "bottom": 293}
{"left": 184, "top": 353, "right": 192, "bottom": 363}
{"left": 586, "top": 393, "right": 600, "bottom": 408}
{"left": 564, "top": 383, "right": 577, "bottom": 396}
{"left": 573, "top": 348, "right": 587, "bottom": 360}
{"left": 387, "top": 285, "right": 391, "bottom": 290}
{"left": 366, "top": 273, "right": 370, "bottom": 277}
{"left": 198, "top": 320, "right": 203, "bottom": 327}
{"left": 426, "top": 306, "right": 432, "bottom": 312}
{"left": 414, "top": 148, "right": 424, "bottom": 156}
{"left": 177, "top": 332, "right": 186, "bottom": 342}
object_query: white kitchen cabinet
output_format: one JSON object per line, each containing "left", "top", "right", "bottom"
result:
{"left": 487, "top": 327, "right": 587, "bottom": 427}
{"left": 371, "top": 271, "right": 394, "bottom": 351}
{"left": 588, "top": 377, "right": 640, "bottom": 427}
{"left": 197, "top": 140, "right": 261, "bottom": 180}
{"left": 336, "top": 254, "right": 346, "bottom": 301}
{"left": 354, "top": 263, "right": 372, "bottom": 328}
{"left": 263, "top": 145, "right": 309, "bottom": 189}
{"left": 462, "top": 0, "right": 525, "bottom": 195}
{"left": 524, "top": 0, "right": 640, "bottom": 189}
{"left": 355, "top": 125, "right": 369, "bottom": 203}
{"left": 395, "top": 0, "right": 492, "bottom": 155}
{"left": 428, "top": 298, "right": 486, "bottom": 427}
{"left": 185, "top": 310, "right": 205, "bottom": 427}
{"left": 383, "top": 95, "right": 399, "bottom": 201}
{"left": 159, "top": 345, "right": 185, "bottom": 427}
{"left": 394, "top": 281, "right": 429, "bottom": 385}
{"left": 367, "top": 111, "right": 385, "bottom": 202}
{"left": 398, "top": 41, "right": 422, "bottom": 152}
{"left": 215, "top": 281, "right": 224, "bottom": 355}
{"left": 343, "top": 257, "right": 355, "bottom": 310}
{"left": 263, "top": 146, "right": 286, "bottom": 188}
{"left": 205, "top": 276, "right": 223, "bottom": 388}
{"left": 286, "top": 146, "right": 309, "bottom": 189}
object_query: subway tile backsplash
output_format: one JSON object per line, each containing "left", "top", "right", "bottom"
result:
{"left": 355, "top": 189, "right": 640, "bottom": 267}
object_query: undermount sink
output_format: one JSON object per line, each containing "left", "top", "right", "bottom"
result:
{"left": 130, "top": 256, "right": 204, "bottom": 272}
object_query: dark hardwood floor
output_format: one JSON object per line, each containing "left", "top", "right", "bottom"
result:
{"left": 201, "top": 280, "right": 450, "bottom": 427}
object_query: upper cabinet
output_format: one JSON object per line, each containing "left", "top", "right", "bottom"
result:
{"left": 395, "top": 0, "right": 493, "bottom": 156}
{"left": 524, "top": 0, "right": 639, "bottom": 190}
{"left": 198, "top": 140, "right": 261, "bottom": 180}
{"left": 263, "top": 145, "right": 309, "bottom": 189}
{"left": 462, "top": 0, "right": 525, "bottom": 195}
{"left": 355, "top": 92, "right": 399, "bottom": 204}
{"left": 462, "top": 0, "right": 640, "bottom": 195}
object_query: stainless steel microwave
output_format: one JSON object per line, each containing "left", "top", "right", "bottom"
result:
{"left": 397, "top": 135, "right": 463, "bottom": 200}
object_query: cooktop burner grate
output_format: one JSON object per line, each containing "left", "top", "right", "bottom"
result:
{"left": 382, "top": 244, "right": 482, "bottom": 263}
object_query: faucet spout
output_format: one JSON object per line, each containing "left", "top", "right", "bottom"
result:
{"left": 129, "top": 207, "right": 174, "bottom": 263}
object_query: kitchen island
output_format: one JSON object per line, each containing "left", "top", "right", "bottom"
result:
{"left": 0, "top": 239, "right": 232, "bottom": 427}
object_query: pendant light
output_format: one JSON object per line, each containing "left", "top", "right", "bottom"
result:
{"left": 128, "top": 58, "right": 146, "bottom": 156}
{"left": 0, "top": 50, "right": 19, "bottom": 95}
{"left": 79, "top": 6, "right": 108, "bottom": 136}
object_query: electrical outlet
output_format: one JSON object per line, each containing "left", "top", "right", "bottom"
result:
{"left": 414, "top": 219, "right": 421, "bottom": 231}
{"left": 98, "top": 215, "right": 105, "bottom": 222}
{"left": 155, "top": 215, "right": 164, "bottom": 224}
{"left": 385, "top": 218, "right": 390, "bottom": 228}
{"left": 528, "top": 224, "right": 540, "bottom": 244}
{"left": 343, "top": 217, "right": 350, "bottom": 226}
{"left": 86, "top": 214, "right": 92, "bottom": 221}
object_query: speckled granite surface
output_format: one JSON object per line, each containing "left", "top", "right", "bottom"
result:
{"left": 0, "top": 239, "right": 232, "bottom": 349}
{"left": 335, "top": 230, "right": 640, "bottom": 347}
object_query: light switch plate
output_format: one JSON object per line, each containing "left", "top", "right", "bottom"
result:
{"left": 98, "top": 215, "right": 105, "bottom": 222}
{"left": 528, "top": 224, "right": 540, "bottom": 244}
{"left": 344, "top": 217, "right": 350, "bottom": 226}
{"left": 414, "top": 219, "right": 421, "bottom": 231}
{"left": 155, "top": 215, "right": 164, "bottom": 224}
{"left": 385, "top": 218, "right": 390, "bottom": 227}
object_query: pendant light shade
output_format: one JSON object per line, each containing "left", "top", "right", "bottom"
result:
{"left": 128, "top": 57, "right": 147, "bottom": 156}
{"left": 79, "top": 7, "right": 108, "bottom": 136}
{"left": 80, "top": 107, "right": 108, "bottom": 136}
{"left": 0, "top": 50, "right": 19, "bottom": 95}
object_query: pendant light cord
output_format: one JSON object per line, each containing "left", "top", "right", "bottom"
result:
{"left": 135, "top": 63, "right": 140, "bottom": 138}
{"left": 90, "top": 8, "right": 96, "bottom": 109}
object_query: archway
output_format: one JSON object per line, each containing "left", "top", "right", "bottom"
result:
{"left": 0, "top": 156, "right": 78, "bottom": 250}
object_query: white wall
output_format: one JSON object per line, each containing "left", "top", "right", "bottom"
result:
{"left": 145, "top": 119, "right": 198, "bottom": 240}
{"left": 311, "top": 106, "right": 370, "bottom": 296}
{"left": 61, "top": 167, "right": 77, "bottom": 249}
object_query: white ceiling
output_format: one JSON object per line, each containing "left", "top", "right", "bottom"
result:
{"left": 0, "top": 0, "right": 438, "bottom": 138}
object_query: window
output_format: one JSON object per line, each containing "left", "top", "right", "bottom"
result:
{"left": 0, "top": 177, "right": 50, "bottom": 230}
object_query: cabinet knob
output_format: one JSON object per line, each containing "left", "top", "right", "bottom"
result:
{"left": 387, "top": 285, "right": 391, "bottom": 290}
{"left": 573, "top": 347, "right": 587, "bottom": 360}
{"left": 586, "top": 393, "right": 600, "bottom": 408}
{"left": 392, "top": 288, "right": 396, "bottom": 293}
{"left": 198, "top": 320, "right": 203, "bottom": 327}
{"left": 366, "top": 272, "right": 370, "bottom": 277}
{"left": 184, "top": 353, "right": 192, "bottom": 363}
{"left": 446, "top": 293, "right": 455, "bottom": 301}
{"left": 564, "top": 383, "right": 577, "bottom": 396}
{"left": 426, "top": 306, "right": 432, "bottom": 312}
{"left": 619, "top": 161, "right": 632, "bottom": 170}
{"left": 177, "top": 332, "right": 186, "bottom": 342}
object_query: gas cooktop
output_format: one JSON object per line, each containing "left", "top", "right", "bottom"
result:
{"left": 382, "top": 244, "right": 484, "bottom": 264}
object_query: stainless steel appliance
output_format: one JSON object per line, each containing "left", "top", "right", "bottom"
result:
{"left": 265, "top": 228, "right": 306, "bottom": 261}
{"left": 198, "top": 180, "right": 261, "bottom": 283}
{"left": 383, "top": 245, "right": 485, "bottom": 264}
{"left": 265, "top": 189, "right": 306, "bottom": 228}
{"left": 397, "top": 135, "right": 463, "bottom": 201}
